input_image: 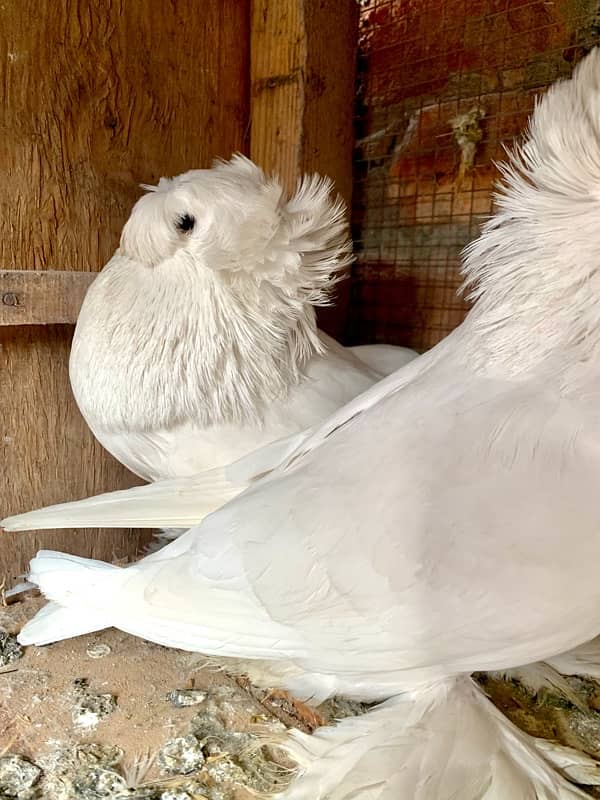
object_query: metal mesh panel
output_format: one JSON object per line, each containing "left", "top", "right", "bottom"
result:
{"left": 349, "top": 0, "right": 600, "bottom": 351}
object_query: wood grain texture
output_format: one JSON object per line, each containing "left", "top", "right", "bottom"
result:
{"left": 1, "top": 326, "right": 150, "bottom": 581}
{"left": 0, "top": 0, "right": 250, "bottom": 583}
{"left": 250, "top": 0, "right": 358, "bottom": 338}
{"left": 250, "top": 0, "right": 305, "bottom": 193}
{"left": 0, "top": 271, "right": 95, "bottom": 325}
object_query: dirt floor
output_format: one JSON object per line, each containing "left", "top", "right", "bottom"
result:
{"left": 2, "top": 593, "right": 600, "bottom": 799}
{"left": 0, "top": 593, "right": 364, "bottom": 800}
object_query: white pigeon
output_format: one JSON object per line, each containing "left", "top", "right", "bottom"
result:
{"left": 69, "top": 155, "right": 416, "bottom": 487}
{"left": 7, "top": 50, "right": 600, "bottom": 798}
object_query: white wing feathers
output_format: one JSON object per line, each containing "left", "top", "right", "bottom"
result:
{"left": 1, "top": 428, "right": 309, "bottom": 532}
{"left": 2, "top": 471, "right": 240, "bottom": 532}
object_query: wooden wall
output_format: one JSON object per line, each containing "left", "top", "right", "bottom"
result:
{"left": 0, "top": 0, "right": 358, "bottom": 584}
{"left": 0, "top": 0, "right": 250, "bottom": 583}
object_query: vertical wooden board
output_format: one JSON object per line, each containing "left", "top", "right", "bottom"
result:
{"left": 303, "top": 0, "right": 359, "bottom": 338}
{"left": 250, "top": 0, "right": 305, "bottom": 193}
{"left": 0, "top": 0, "right": 251, "bottom": 583}
{"left": 302, "top": 0, "right": 358, "bottom": 210}
{"left": 250, "top": 0, "right": 358, "bottom": 338}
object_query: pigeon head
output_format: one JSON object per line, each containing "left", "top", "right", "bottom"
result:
{"left": 119, "top": 154, "right": 353, "bottom": 308}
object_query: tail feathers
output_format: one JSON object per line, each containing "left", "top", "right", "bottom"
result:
{"left": 276, "top": 677, "right": 586, "bottom": 800}
{"left": 21, "top": 549, "right": 304, "bottom": 658}
{"left": 19, "top": 550, "right": 126, "bottom": 646}
{"left": 27, "top": 549, "right": 124, "bottom": 607}
{"left": 18, "top": 601, "right": 111, "bottom": 646}
{"left": 1, "top": 428, "right": 311, "bottom": 534}
{"left": 1, "top": 468, "right": 242, "bottom": 532}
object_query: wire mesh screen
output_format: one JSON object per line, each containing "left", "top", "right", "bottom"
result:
{"left": 349, "top": 0, "right": 600, "bottom": 352}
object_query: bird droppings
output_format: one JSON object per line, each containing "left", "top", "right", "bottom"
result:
{"left": 71, "top": 766, "right": 128, "bottom": 797}
{"left": 72, "top": 678, "right": 118, "bottom": 730}
{"left": 450, "top": 105, "right": 485, "bottom": 186}
{"left": 72, "top": 743, "right": 123, "bottom": 768}
{"left": 35, "top": 742, "right": 123, "bottom": 800}
{"left": 153, "top": 686, "right": 291, "bottom": 798}
{"left": 36, "top": 742, "right": 212, "bottom": 799}
{"left": 189, "top": 687, "right": 289, "bottom": 792}
{"left": 157, "top": 791, "right": 199, "bottom": 800}
{"left": 0, "top": 630, "right": 23, "bottom": 667}
{"left": 86, "top": 644, "right": 112, "bottom": 660}
{"left": 167, "top": 690, "right": 207, "bottom": 708}
{"left": 158, "top": 736, "right": 205, "bottom": 775}
{"left": 127, "top": 780, "right": 209, "bottom": 799}
{"left": 0, "top": 754, "right": 42, "bottom": 799}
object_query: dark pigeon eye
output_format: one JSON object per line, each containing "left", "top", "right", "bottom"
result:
{"left": 175, "top": 213, "right": 196, "bottom": 233}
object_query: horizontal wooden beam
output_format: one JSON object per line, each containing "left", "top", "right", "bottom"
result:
{"left": 0, "top": 270, "right": 95, "bottom": 326}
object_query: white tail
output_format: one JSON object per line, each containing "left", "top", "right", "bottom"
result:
{"left": 277, "top": 677, "right": 586, "bottom": 800}
{"left": 1, "top": 429, "right": 310, "bottom": 533}
{"left": 17, "top": 601, "right": 111, "bottom": 645}
{"left": 17, "top": 551, "right": 125, "bottom": 645}
{"left": 26, "top": 550, "right": 125, "bottom": 605}
{"left": 19, "top": 548, "right": 303, "bottom": 658}
{"left": 1, "top": 470, "right": 241, "bottom": 532}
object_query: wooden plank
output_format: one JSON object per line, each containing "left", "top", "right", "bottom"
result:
{"left": 250, "top": 0, "right": 358, "bottom": 339}
{"left": 0, "top": 270, "right": 95, "bottom": 325}
{"left": 0, "top": 0, "right": 251, "bottom": 584}
{"left": 250, "top": 0, "right": 304, "bottom": 194}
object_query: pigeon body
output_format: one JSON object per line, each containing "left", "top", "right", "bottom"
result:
{"left": 70, "top": 156, "right": 416, "bottom": 483}
{"left": 8, "top": 47, "right": 600, "bottom": 800}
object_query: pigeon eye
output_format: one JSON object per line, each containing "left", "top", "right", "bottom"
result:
{"left": 175, "top": 213, "right": 196, "bottom": 233}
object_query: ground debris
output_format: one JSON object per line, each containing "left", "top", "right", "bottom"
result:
{"left": 0, "top": 631, "right": 23, "bottom": 668}
{"left": 72, "top": 678, "right": 117, "bottom": 729}
{"left": 167, "top": 691, "right": 207, "bottom": 709}
{"left": 188, "top": 687, "right": 291, "bottom": 797}
{"left": 0, "top": 755, "right": 41, "bottom": 799}
{"left": 158, "top": 737, "right": 205, "bottom": 776}
{"left": 86, "top": 644, "right": 112, "bottom": 660}
{"left": 70, "top": 766, "right": 128, "bottom": 798}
